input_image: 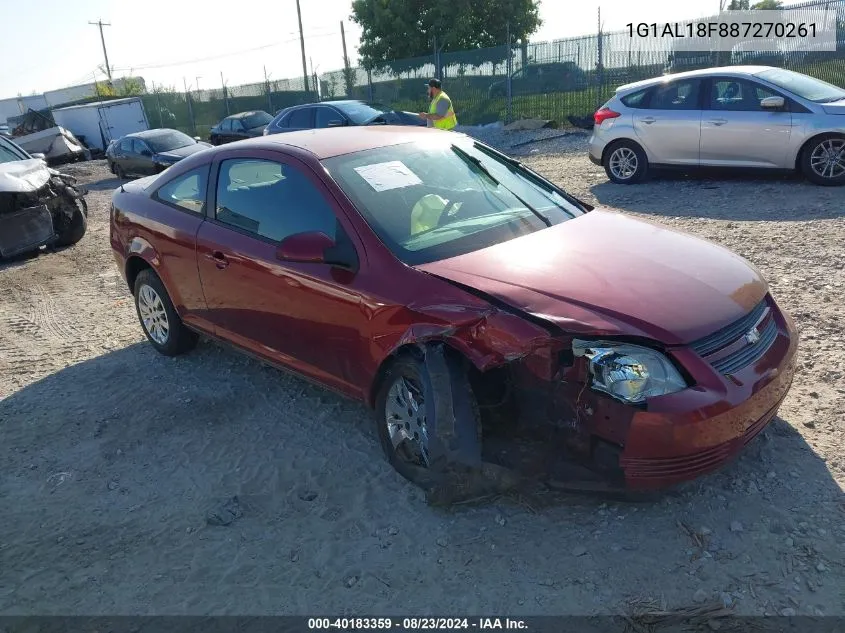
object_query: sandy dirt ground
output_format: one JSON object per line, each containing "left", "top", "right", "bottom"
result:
{"left": 1, "top": 140, "right": 843, "bottom": 619}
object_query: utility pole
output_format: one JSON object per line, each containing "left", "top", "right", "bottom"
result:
{"left": 221, "top": 71, "right": 229, "bottom": 115}
{"left": 295, "top": 0, "right": 310, "bottom": 95}
{"left": 184, "top": 77, "right": 196, "bottom": 136}
{"left": 506, "top": 22, "right": 512, "bottom": 123}
{"left": 264, "top": 66, "right": 273, "bottom": 112}
{"left": 341, "top": 21, "right": 352, "bottom": 96}
{"left": 89, "top": 20, "right": 112, "bottom": 81}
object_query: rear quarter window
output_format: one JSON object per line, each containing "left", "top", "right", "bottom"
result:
{"left": 620, "top": 89, "right": 650, "bottom": 108}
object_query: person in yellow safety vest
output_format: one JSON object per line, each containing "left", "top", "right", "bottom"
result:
{"left": 418, "top": 78, "right": 457, "bottom": 130}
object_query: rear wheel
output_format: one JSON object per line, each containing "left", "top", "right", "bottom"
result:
{"left": 603, "top": 140, "right": 649, "bottom": 184}
{"left": 115, "top": 163, "right": 127, "bottom": 179}
{"left": 802, "top": 134, "right": 845, "bottom": 186}
{"left": 133, "top": 269, "right": 198, "bottom": 356}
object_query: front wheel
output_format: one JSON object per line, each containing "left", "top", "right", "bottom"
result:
{"left": 802, "top": 135, "right": 845, "bottom": 186}
{"left": 375, "top": 348, "right": 482, "bottom": 489}
{"left": 133, "top": 269, "right": 198, "bottom": 356}
{"left": 603, "top": 140, "right": 649, "bottom": 184}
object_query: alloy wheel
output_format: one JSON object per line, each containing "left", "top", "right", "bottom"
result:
{"left": 809, "top": 139, "right": 845, "bottom": 180}
{"left": 609, "top": 147, "right": 639, "bottom": 180}
{"left": 137, "top": 284, "right": 170, "bottom": 345}
{"left": 384, "top": 375, "right": 430, "bottom": 467}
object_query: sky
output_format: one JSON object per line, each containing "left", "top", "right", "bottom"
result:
{"left": 0, "top": 0, "right": 726, "bottom": 98}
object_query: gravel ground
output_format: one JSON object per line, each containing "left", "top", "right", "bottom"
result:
{"left": 1, "top": 143, "right": 843, "bottom": 619}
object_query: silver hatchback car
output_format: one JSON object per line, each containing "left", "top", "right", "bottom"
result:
{"left": 589, "top": 66, "right": 845, "bottom": 186}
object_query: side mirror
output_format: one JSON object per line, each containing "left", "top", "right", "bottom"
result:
{"left": 276, "top": 231, "right": 335, "bottom": 264}
{"left": 327, "top": 120, "right": 344, "bottom": 128}
{"left": 31, "top": 152, "right": 46, "bottom": 160}
{"left": 761, "top": 96, "right": 785, "bottom": 110}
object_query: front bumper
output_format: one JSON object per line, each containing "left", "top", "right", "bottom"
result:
{"left": 619, "top": 311, "right": 798, "bottom": 490}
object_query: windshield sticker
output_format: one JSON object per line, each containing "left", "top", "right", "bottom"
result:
{"left": 354, "top": 161, "right": 422, "bottom": 192}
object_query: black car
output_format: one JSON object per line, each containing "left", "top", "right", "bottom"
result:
{"left": 488, "top": 62, "right": 589, "bottom": 98}
{"left": 0, "top": 135, "right": 87, "bottom": 259}
{"left": 264, "top": 100, "right": 425, "bottom": 135}
{"left": 106, "top": 129, "right": 211, "bottom": 178}
{"left": 209, "top": 111, "right": 274, "bottom": 145}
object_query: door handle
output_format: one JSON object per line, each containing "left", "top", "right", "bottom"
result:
{"left": 640, "top": 117, "right": 656, "bottom": 124}
{"left": 206, "top": 250, "right": 229, "bottom": 269}
{"left": 708, "top": 118, "right": 728, "bottom": 126}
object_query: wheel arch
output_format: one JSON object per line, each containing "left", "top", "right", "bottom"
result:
{"left": 793, "top": 131, "right": 845, "bottom": 172}
{"left": 601, "top": 137, "right": 648, "bottom": 165}
{"left": 367, "top": 339, "right": 480, "bottom": 409}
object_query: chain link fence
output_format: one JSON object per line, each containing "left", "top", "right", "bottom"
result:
{"left": 141, "top": 0, "right": 845, "bottom": 137}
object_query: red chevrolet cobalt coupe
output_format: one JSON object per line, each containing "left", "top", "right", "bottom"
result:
{"left": 110, "top": 126, "right": 797, "bottom": 492}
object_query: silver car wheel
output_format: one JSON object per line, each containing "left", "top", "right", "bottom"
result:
{"left": 137, "top": 284, "right": 170, "bottom": 345}
{"left": 609, "top": 147, "right": 639, "bottom": 180}
{"left": 809, "top": 139, "right": 845, "bottom": 180}
{"left": 384, "top": 376, "right": 430, "bottom": 467}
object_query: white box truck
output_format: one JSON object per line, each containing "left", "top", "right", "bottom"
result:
{"left": 51, "top": 97, "right": 149, "bottom": 152}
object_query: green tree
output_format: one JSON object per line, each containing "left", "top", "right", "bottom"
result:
{"left": 351, "top": 0, "right": 541, "bottom": 72}
{"left": 726, "top": 0, "right": 750, "bottom": 9}
{"left": 751, "top": 0, "right": 783, "bottom": 9}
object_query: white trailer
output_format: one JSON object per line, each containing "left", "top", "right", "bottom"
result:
{"left": 51, "top": 97, "right": 149, "bottom": 152}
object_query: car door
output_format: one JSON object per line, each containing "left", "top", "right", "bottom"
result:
{"left": 216, "top": 118, "right": 232, "bottom": 144}
{"left": 314, "top": 106, "right": 346, "bottom": 128}
{"left": 633, "top": 77, "right": 704, "bottom": 165}
{"left": 133, "top": 139, "right": 156, "bottom": 175}
{"left": 114, "top": 138, "right": 132, "bottom": 172}
{"left": 231, "top": 118, "right": 248, "bottom": 141}
{"left": 699, "top": 77, "right": 793, "bottom": 168}
{"left": 194, "top": 151, "right": 369, "bottom": 397}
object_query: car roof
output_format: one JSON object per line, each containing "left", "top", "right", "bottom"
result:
{"left": 229, "top": 111, "right": 267, "bottom": 119}
{"left": 220, "top": 125, "right": 461, "bottom": 160}
{"left": 616, "top": 65, "right": 775, "bottom": 92}
{"left": 126, "top": 128, "right": 185, "bottom": 139}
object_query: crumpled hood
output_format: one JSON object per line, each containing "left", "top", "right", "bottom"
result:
{"left": 418, "top": 209, "right": 768, "bottom": 345}
{"left": 0, "top": 158, "right": 54, "bottom": 193}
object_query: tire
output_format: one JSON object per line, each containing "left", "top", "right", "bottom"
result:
{"left": 108, "top": 160, "right": 116, "bottom": 175}
{"left": 603, "top": 139, "right": 649, "bottom": 184}
{"left": 375, "top": 348, "right": 481, "bottom": 489}
{"left": 54, "top": 200, "right": 87, "bottom": 247}
{"left": 133, "top": 269, "right": 198, "bottom": 356}
{"left": 115, "top": 163, "right": 127, "bottom": 179}
{"left": 801, "top": 134, "right": 845, "bottom": 186}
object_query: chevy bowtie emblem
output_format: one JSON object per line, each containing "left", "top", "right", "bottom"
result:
{"left": 745, "top": 327, "right": 761, "bottom": 345}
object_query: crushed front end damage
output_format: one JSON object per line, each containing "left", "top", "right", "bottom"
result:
{"left": 393, "top": 290, "right": 797, "bottom": 503}
{"left": 0, "top": 159, "right": 88, "bottom": 259}
{"left": 383, "top": 298, "right": 640, "bottom": 504}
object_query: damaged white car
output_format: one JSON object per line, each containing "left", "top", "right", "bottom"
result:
{"left": 0, "top": 135, "right": 88, "bottom": 259}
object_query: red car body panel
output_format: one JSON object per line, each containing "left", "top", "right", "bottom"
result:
{"left": 109, "top": 127, "right": 798, "bottom": 491}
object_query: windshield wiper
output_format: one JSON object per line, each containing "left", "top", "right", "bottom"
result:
{"left": 450, "top": 145, "right": 551, "bottom": 227}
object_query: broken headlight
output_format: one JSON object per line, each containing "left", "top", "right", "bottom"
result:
{"left": 573, "top": 340, "right": 687, "bottom": 404}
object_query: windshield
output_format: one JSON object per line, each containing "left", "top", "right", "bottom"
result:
{"left": 322, "top": 138, "right": 584, "bottom": 265}
{"left": 0, "top": 136, "right": 29, "bottom": 163}
{"left": 146, "top": 130, "right": 195, "bottom": 153}
{"left": 756, "top": 68, "right": 845, "bottom": 103}
{"left": 336, "top": 101, "right": 389, "bottom": 124}
{"left": 242, "top": 112, "right": 273, "bottom": 129}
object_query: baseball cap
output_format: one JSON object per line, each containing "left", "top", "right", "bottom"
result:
{"left": 426, "top": 78, "right": 442, "bottom": 89}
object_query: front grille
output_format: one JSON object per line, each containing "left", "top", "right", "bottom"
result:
{"left": 712, "top": 317, "right": 778, "bottom": 375}
{"left": 691, "top": 299, "right": 768, "bottom": 357}
{"left": 689, "top": 297, "right": 779, "bottom": 375}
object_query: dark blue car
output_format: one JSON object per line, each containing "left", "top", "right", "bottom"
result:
{"left": 263, "top": 100, "right": 425, "bottom": 136}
